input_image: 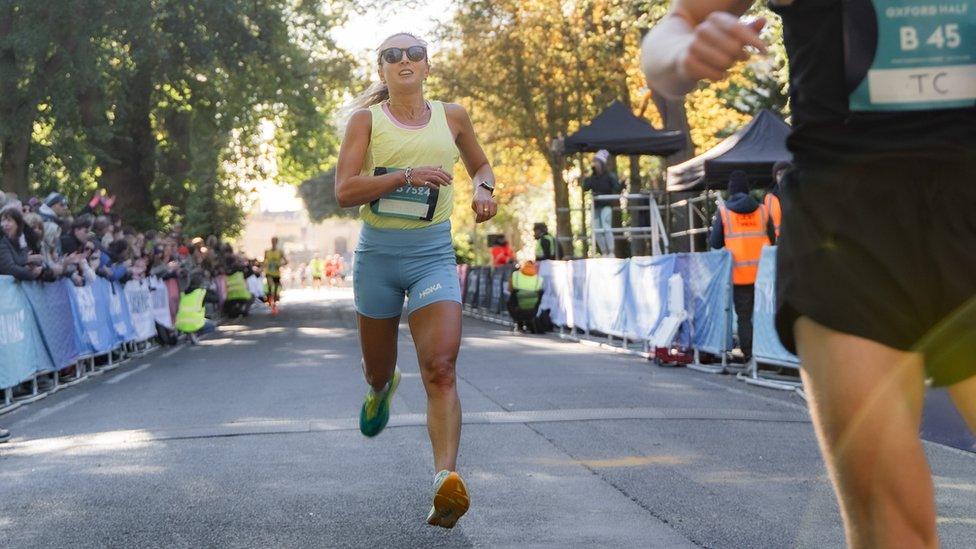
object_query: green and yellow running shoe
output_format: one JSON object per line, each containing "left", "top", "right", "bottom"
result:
{"left": 426, "top": 470, "right": 470, "bottom": 529}
{"left": 359, "top": 367, "right": 400, "bottom": 438}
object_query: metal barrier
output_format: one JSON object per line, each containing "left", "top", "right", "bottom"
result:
{"left": 0, "top": 273, "right": 252, "bottom": 416}
{"left": 460, "top": 250, "right": 805, "bottom": 398}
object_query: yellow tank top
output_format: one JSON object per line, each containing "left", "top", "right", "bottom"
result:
{"left": 360, "top": 100, "right": 460, "bottom": 230}
{"left": 264, "top": 249, "right": 284, "bottom": 276}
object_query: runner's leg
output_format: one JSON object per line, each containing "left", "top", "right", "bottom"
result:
{"left": 408, "top": 301, "right": 462, "bottom": 472}
{"left": 795, "top": 316, "right": 937, "bottom": 549}
{"left": 358, "top": 314, "right": 399, "bottom": 392}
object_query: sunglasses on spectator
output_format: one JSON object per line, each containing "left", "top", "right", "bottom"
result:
{"left": 379, "top": 46, "right": 426, "bottom": 65}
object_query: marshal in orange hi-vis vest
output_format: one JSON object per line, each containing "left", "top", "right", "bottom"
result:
{"left": 719, "top": 204, "right": 772, "bottom": 285}
{"left": 763, "top": 193, "right": 782, "bottom": 238}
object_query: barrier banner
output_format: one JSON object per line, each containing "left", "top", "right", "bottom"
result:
{"left": 464, "top": 267, "right": 480, "bottom": 306}
{"left": 623, "top": 255, "right": 676, "bottom": 341}
{"left": 568, "top": 260, "right": 588, "bottom": 330}
{"left": 68, "top": 280, "right": 116, "bottom": 354}
{"left": 0, "top": 277, "right": 46, "bottom": 388}
{"left": 99, "top": 279, "right": 134, "bottom": 344}
{"left": 478, "top": 267, "right": 492, "bottom": 309}
{"left": 124, "top": 279, "right": 156, "bottom": 341}
{"left": 20, "top": 280, "right": 84, "bottom": 370}
{"left": 585, "top": 258, "right": 628, "bottom": 337}
{"left": 150, "top": 277, "right": 174, "bottom": 329}
{"left": 538, "top": 261, "right": 572, "bottom": 327}
{"left": 673, "top": 250, "right": 733, "bottom": 354}
{"left": 489, "top": 269, "right": 505, "bottom": 313}
{"left": 753, "top": 246, "right": 799, "bottom": 366}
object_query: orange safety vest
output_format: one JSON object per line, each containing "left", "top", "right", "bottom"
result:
{"left": 719, "top": 204, "right": 771, "bottom": 285}
{"left": 764, "top": 193, "right": 782, "bottom": 238}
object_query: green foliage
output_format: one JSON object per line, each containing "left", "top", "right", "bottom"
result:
{"left": 298, "top": 167, "right": 357, "bottom": 223}
{"left": 0, "top": 0, "right": 356, "bottom": 238}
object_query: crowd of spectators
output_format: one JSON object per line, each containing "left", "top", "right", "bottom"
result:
{"left": 0, "top": 189, "right": 264, "bottom": 321}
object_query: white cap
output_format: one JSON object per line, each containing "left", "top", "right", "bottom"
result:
{"left": 594, "top": 150, "right": 610, "bottom": 164}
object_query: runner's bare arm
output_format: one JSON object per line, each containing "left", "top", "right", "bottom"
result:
{"left": 445, "top": 103, "right": 498, "bottom": 224}
{"left": 641, "top": 0, "right": 765, "bottom": 97}
{"left": 335, "top": 110, "right": 453, "bottom": 208}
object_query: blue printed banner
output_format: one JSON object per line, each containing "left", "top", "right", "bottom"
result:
{"left": 149, "top": 276, "right": 174, "bottom": 329}
{"left": 537, "top": 261, "right": 573, "bottom": 328}
{"left": 753, "top": 246, "right": 799, "bottom": 367}
{"left": 624, "top": 255, "right": 676, "bottom": 341}
{"left": 674, "top": 250, "right": 733, "bottom": 354}
{"left": 107, "top": 281, "right": 137, "bottom": 343}
{"left": 586, "top": 258, "right": 628, "bottom": 337}
{"left": 20, "top": 280, "right": 84, "bottom": 370}
{"left": 69, "top": 280, "right": 116, "bottom": 354}
{"left": 0, "top": 276, "right": 48, "bottom": 387}
{"left": 125, "top": 280, "right": 156, "bottom": 341}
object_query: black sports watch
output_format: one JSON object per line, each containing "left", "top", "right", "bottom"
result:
{"left": 478, "top": 179, "right": 495, "bottom": 195}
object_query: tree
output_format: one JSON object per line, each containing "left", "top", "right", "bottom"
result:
{"left": 1, "top": 1, "right": 356, "bottom": 239}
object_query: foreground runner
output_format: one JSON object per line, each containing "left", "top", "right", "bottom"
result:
{"left": 642, "top": 2, "right": 975, "bottom": 547}
{"left": 262, "top": 237, "right": 287, "bottom": 315}
{"left": 335, "top": 32, "right": 498, "bottom": 528}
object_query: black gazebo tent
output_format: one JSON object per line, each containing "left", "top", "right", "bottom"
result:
{"left": 666, "top": 109, "right": 792, "bottom": 192}
{"left": 564, "top": 100, "right": 685, "bottom": 156}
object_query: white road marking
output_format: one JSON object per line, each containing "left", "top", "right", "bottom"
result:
{"left": 160, "top": 345, "right": 184, "bottom": 359}
{"left": 105, "top": 362, "right": 153, "bottom": 384}
{"left": 14, "top": 394, "right": 89, "bottom": 427}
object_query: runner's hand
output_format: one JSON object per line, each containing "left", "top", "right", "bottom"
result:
{"left": 678, "top": 14, "right": 766, "bottom": 82}
{"left": 472, "top": 186, "right": 497, "bottom": 224}
{"left": 409, "top": 166, "right": 453, "bottom": 188}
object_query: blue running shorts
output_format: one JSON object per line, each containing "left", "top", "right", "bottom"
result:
{"left": 353, "top": 221, "right": 461, "bottom": 319}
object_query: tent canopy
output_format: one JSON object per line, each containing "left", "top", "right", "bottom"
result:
{"left": 564, "top": 100, "right": 686, "bottom": 156}
{"left": 666, "top": 109, "right": 792, "bottom": 192}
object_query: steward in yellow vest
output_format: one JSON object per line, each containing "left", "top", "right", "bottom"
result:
{"left": 507, "top": 261, "right": 544, "bottom": 333}
{"left": 175, "top": 288, "right": 207, "bottom": 334}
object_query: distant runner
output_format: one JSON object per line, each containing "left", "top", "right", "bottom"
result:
{"left": 263, "top": 236, "right": 287, "bottom": 315}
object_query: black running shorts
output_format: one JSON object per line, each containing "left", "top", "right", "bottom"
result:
{"left": 775, "top": 154, "right": 976, "bottom": 387}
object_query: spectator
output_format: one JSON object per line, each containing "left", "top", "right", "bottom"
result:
{"left": 582, "top": 149, "right": 623, "bottom": 257}
{"left": 507, "top": 260, "right": 544, "bottom": 333}
{"left": 61, "top": 217, "right": 92, "bottom": 256}
{"left": 0, "top": 207, "right": 43, "bottom": 281}
{"left": 39, "top": 192, "right": 70, "bottom": 228}
{"left": 533, "top": 222, "right": 561, "bottom": 261}
{"left": 765, "top": 160, "right": 791, "bottom": 238}
{"left": 93, "top": 216, "right": 114, "bottom": 248}
{"left": 708, "top": 170, "right": 775, "bottom": 363}
{"left": 176, "top": 271, "right": 219, "bottom": 344}
{"left": 489, "top": 235, "right": 514, "bottom": 267}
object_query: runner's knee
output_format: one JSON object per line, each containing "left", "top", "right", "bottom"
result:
{"left": 421, "top": 355, "right": 457, "bottom": 394}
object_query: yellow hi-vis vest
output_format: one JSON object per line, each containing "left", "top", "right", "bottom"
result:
{"left": 175, "top": 288, "right": 206, "bottom": 333}
{"left": 225, "top": 272, "right": 251, "bottom": 301}
{"left": 511, "top": 271, "right": 542, "bottom": 310}
{"left": 535, "top": 234, "right": 557, "bottom": 260}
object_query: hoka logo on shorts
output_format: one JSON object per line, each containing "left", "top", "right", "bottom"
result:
{"left": 418, "top": 283, "right": 443, "bottom": 299}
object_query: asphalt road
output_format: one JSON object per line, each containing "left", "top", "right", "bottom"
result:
{"left": 1, "top": 288, "right": 974, "bottom": 548}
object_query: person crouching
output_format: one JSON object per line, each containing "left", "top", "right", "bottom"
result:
{"left": 507, "top": 261, "right": 544, "bottom": 333}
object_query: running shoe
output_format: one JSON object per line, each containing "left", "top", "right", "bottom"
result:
{"left": 359, "top": 367, "right": 400, "bottom": 437}
{"left": 426, "top": 470, "right": 470, "bottom": 529}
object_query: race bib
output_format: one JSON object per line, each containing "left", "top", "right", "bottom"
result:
{"left": 844, "top": 0, "right": 976, "bottom": 112}
{"left": 370, "top": 167, "right": 439, "bottom": 221}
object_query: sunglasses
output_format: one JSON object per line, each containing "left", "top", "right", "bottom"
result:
{"left": 379, "top": 46, "right": 426, "bottom": 65}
